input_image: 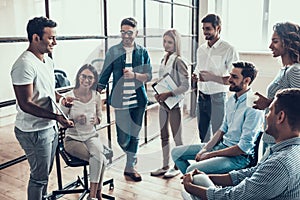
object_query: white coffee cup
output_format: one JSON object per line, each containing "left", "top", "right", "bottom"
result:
{"left": 246, "top": 91, "right": 258, "bottom": 107}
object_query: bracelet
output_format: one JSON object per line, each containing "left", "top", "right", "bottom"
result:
{"left": 134, "top": 72, "right": 137, "bottom": 79}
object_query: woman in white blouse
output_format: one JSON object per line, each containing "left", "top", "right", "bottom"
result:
{"left": 60, "top": 64, "right": 105, "bottom": 200}
{"left": 150, "top": 29, "right": 189, "bottom": 178}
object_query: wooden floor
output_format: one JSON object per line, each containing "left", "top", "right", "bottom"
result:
{"left": 0, "top": 107, "right": 200, "bottom": 200}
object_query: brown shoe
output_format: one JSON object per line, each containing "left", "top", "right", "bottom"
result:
{"left": 124, "top": 169, "right": 142, "bottom": 182}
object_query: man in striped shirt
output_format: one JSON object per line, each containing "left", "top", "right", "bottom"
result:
{"left": 98, "top": 17, "right": 152, "bottom": 182}
{"left": 182, "top": 88, "right": 300, "bottom": 200}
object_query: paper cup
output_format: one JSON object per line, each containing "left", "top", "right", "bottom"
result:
{"left": 246, "top": 91, "right": 258, "bottom": 107}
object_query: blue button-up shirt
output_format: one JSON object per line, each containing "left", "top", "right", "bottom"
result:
{"left": 220, "top": 90, "right": 264, "bottom": 155}
{"left": 207, "top": 137, "right": 300, "bottom": 199}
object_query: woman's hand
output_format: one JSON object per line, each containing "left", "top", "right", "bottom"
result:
{"left": 253, "top": 92, "right": 272, "bottom": 110}
{"left": 155, "top": 92, "right": 173, "bottom": 103}
{"left": 61, "top": 96, "right": 79, "bottom": 108}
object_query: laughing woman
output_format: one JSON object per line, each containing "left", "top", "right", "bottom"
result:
{"left": 60, "top": 64, "right": 105, "bottom": 200}
{"left": 254, "top": 22, "right": 300, "bottom": 156}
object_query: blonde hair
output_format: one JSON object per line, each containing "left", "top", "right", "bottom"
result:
{"left": 163, "top": 29, "right": 182, "bottom": 56}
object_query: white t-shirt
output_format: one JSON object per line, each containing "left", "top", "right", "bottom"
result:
{"left": 194, "top": 39, "right": 239, "bottom": 94}
{"left": 61, "top": 90, "right": 102, "bottom": 141}
{"left": 10, "top": 51, "right": 56, "bottom": 131}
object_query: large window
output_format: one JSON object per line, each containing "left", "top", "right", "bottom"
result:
{"left": 208, "top": 0, "right": 300, "bottom": 52}
{"left": 0, "top": 0, "right": 198, "bottom": 107}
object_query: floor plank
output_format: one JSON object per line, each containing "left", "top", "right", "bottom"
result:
{"left": 0, "top": 108, "right": 199, "bottom": 200}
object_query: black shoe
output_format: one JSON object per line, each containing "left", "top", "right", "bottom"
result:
{"left": 124, "top": 170, "right": 142, "bottom": 182}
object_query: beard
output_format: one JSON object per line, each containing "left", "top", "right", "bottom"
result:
{"left": 205, "top": 35, "right": 214, "bottom": 41}
{"left": 229, "top": 84, "right": 243, "bottom": 92}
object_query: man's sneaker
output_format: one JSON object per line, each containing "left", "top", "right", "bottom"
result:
{"left": 150, "top": 168, "right": 168, "bottom": 176}
{"left": 163, "top": 167, "right": 180, "bottom": 178}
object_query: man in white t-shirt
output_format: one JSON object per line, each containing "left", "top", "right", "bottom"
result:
{"left": 10, "top": 16, "right": 73, "bottom": 200}
{"left": 193, "top": 14, "right": 239, "bottom": 142}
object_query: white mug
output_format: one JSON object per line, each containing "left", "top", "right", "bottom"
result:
{"left": 246, "top": 91, "right": 258, "bottom": 107}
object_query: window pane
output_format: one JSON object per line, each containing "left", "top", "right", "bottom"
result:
{"left": 107, "top": 0, "right": 134, "bottom": 35}
{"left": 173, "top": 0, "right": 193, "bottom": 6}
{"left": 210, "top": 0, "right": 264, "bottom": 51}
{"left": 53, "top": 39, "right": 105, "bottom": 84}
{"left": 50, "top": 0, "right": 103, "bottom": 36}
{"left": 0, "top": 43, "right": 27, "bottom": 101}
{"left": 268, "top": 0, "right": 300, "bottom": 43}
{"left": 0, "top": 0, "right": 45, "bottom": 37}
{"left": 174, "top": 6, "right": 192, "bottom": 34}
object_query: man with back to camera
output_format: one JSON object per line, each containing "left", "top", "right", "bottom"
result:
{"left": 98, "top": 17, "right": 152, "bottom": 182}
{"left": 193, "top": 14, "right": 239, "bottom": 143}
{"left": 171, "top": 62, "right": 264, "bottom": 176}
{"left": 10, "top": 16, "right": 74, "bottom": 200}
{"left": 182, "top": 88, "right": 300, "bottom": 200}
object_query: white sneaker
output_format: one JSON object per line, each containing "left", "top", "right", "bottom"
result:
{"left": 150, "top": 168, "right": 168, "bottom": 176}
{"left": 163, "top": 167, "right": 180, "bottom": 178}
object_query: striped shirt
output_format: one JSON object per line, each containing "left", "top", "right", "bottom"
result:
{"left": 122, "top": 46, "right": 138, "bottom": 109}
{"left": 206, "top": 137, "right": 300, "bottom": 200}
{"left": 263, "top": 63, "right": 300, "bottom": 143}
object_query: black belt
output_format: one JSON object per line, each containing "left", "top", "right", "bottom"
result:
{"left": 199, "top": 91, "right": 210, "bottom": 100}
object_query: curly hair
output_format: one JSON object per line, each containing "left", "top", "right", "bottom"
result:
{"left": 273, "top": 22, "right": 300, "bottom": 63}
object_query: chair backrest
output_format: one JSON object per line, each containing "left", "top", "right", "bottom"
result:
{"left": 247, "top": 131, "right": 263, "bottom": 168}
{"left": 54, "top": 69, "right": 71, "bottom": 88}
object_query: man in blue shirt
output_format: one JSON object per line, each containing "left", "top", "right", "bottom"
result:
{"left": 171, "top": 62, "right": 264, "bottom": 177}
{"left": 182, "top": 88, "right": 300, "bottom": 200}
{"left": 98, "top": 17, "right": 152, "bottom": 182}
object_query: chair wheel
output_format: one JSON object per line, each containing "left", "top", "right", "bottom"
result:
{"left": 109, "top": 183, "right": 114, "bottom": 190}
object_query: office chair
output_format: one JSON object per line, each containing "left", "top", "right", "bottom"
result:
{"left": 49, "top": 128, "right": 114, "bottom": 200}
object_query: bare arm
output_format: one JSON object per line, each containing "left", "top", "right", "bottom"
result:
{"left": 208, "top": 173, "right": 234, "bottom": 187}
{"left": 199, "top": 71, "right": 230, "bottom": 85}
{"left": 13, "top": 84, "right": 73, "bottom": 127}
{"left": 253, "top": 92, "right": 272, "bottom": 110}
{"left": 123, "top": 68, "right": 149, "bottom": 82}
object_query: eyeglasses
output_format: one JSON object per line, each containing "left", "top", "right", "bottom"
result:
{"left": 79, "top": 74, "right": 94, "bottom": 81}
{"left": 120, "top": 30, "right": 134, "bottom": 36}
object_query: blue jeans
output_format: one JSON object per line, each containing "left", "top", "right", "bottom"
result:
{"left": 197, "top": 92, "right": 226, "bottom": 142}
{"left": 171, "top": 142, "right": 250, "bottom": 174}
{"left": 115, "top": 107, "right": 145, "bottom": 170}
{"left": 15, "top": 126, "right": 58, "bottom": 200}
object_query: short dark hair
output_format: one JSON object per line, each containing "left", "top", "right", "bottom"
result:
{"left": 274, "top": 88, "right": 300, "bottom": 131}
{"left": 75, "top": 64, "right": 99, "bottom": 90}
{"left": 201, "top": 14, "right": 221, "bottom": 29}
{"left": 121, "top": 17, "right": 137, "bottom": 28}
{"left": 27, "top": 16, "right": 57, "bottom": 43}
{"left": 232, "top": 61, "right": 257, "bottom": 85}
